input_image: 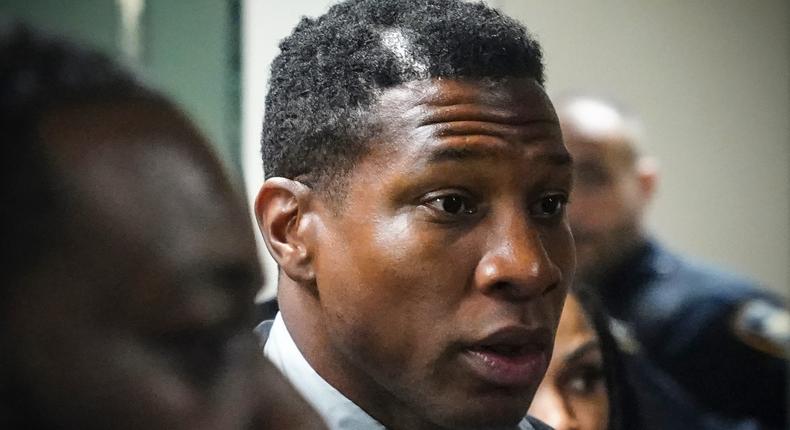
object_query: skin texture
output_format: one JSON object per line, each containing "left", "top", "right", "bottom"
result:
{"left": 257, "top": 77, "right": 576, "bottom": 430}
{"left": 0, "top": 101, "right": 326, "bottom": 430}
{"left": 529, "top": 294, "right": 609, "bottom": 430}
{"left": 558, "top": 99, "right": 656, "bottom": 283}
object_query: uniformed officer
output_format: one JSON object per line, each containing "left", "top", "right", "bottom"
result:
{"left": 557, "top": 94, "right": 788, "bottom": 429}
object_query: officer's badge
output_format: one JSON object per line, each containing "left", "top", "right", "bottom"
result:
{"left": 732, "top": 298, "right": 790, "bottom": 358}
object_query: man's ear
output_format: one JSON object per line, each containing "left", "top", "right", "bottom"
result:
{"left": 637, "top": 156, "right": 659, "bottom": 205}
{"left": 254, "top": 178, "right": 315, "bottom": 283}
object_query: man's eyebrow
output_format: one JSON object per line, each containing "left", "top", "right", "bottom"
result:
{"left": 426, "top": 145, "right": 573, "bottom": 166}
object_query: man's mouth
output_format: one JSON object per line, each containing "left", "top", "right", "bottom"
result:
{"left": 461, "top": 327, "right": 550, "bottom": 387}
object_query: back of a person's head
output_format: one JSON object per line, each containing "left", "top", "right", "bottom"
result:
{"left": 262, "top": 0, "right": 545, "bottom": 194}
{"left": 0, "top": 23, "right": 333, "bottom": 430}
{"left": 0, "top": 23, "right": 159, "bottom": 287}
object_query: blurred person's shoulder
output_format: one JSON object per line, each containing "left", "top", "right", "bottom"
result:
{"left": 633, "top": 239, "right": 777, "bottom": 319}
{"left": 630, "top": 239, "right": 788, "bottom": 357}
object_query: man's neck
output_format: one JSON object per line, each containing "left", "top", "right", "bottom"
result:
{"left": 277, "top": 284, "right": 523, "bottom": 430}
{"left": 278, "top": 288, "right": 409, "bottom": 429}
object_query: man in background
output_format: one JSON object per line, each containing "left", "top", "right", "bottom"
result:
{"left": 254, "top": 0, "right": 574, "bottom": 429}
{"left": 0, "top": 23, "right": 325, "bottom": 430}
{"left": 558, "top": 94, "right": 787, "bottom": 429}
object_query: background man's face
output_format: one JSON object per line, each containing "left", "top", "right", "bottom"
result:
{"left": 2, "top": 103, "right": 290, "bottom": 430}
{"left": 308, "top": 78, "right": 575, "bottom": 429}
{"left": 562, "top": 124, "right": 646, "bottom": 281}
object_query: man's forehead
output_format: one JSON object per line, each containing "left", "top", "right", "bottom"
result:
{"left": 315, "top": 78, "right": 566, "bottom": 194}
{"left": 366, "top": 77, "right": 565, "bottom": 162}
{"left": 377, "top": 77, "right": 556, "bottom": 118}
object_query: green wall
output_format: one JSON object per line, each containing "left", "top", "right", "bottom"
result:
{"left": 1, "top": 0, "right": 242, "bottom": 177}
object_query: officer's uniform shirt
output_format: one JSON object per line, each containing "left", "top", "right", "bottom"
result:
{"left": 259, "top": 313, "right": 546, "bottom": 430}
{"left": 591, "top": 239, "right": 788, "bottom": 429}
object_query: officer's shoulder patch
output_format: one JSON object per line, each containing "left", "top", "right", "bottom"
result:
{"left": 732, "top": 298, "right": 789, "bottom": 358}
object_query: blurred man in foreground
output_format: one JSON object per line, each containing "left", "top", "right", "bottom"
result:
{"left": 254, "top": 0, "right": 575, "bottom": 429}
{"left": 558, "top": 94, "right": 787, "bottom": 429}
{"left": 0, "top": 24, "right": 325, "bottom": 430}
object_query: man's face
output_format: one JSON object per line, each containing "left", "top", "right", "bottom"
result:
{"left": 562, "top": 122, "right": 646, "bottom": 282}
{"left": 2, "top": 103, "right": 317, "bottom": 430}
{"left": 307, "top": 78, "right": 575, "bottom": 429}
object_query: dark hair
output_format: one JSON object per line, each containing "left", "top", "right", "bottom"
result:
{"left": 261, "top": 0, "right": 545, "bottom": 195}
{"left": 573, "top": 285, "right": 642, "bottom": 430}
{"left": 0, "top": 23, "right": 157, "bottom": 285}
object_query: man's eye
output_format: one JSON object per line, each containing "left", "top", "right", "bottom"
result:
{"left": 530, "top": 193, "right": 568, "bottom": 218}
{"left": 426, "top": 194, "right": 478, "bottom": 215}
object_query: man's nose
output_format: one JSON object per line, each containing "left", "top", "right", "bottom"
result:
{"left": 474, "top": 215, "right": 562, "bottom": 300}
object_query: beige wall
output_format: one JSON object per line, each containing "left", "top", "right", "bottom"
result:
{"left": 244, "top": 0, "right": 790, "bottom": 296}
{"left": 493, "top": 0, "right": 789, "bottom": 294}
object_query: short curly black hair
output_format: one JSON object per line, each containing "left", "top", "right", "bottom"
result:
{"left": 0, "top": 22, "right": 157, "bottom": 286}
{"left": 261, "top": 0, "right": 545, "bottom": 195}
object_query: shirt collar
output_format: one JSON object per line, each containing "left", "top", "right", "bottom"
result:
{"left": 264, "top": 313, "right": 386, "bottom": 429}
{"left": 263, "top": 312, "right": 535, "bottom": 430}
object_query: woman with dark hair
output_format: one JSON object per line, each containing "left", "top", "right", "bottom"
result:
{"left": 531, "top": 284, "right": 769, "bottom": 430}
{"left": 529, "top": 286, "right": 641, "bottom": 430}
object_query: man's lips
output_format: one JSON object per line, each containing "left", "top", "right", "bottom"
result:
{"left": 460, "top": 326, "right": 551, "bottom": 388}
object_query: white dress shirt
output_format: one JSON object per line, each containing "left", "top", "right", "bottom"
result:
{"left": 263, "top": 312, "right": 536, "bottom": 430}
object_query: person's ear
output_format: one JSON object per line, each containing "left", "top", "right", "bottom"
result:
{"left": 637, "top": 156, "right": 659, "bottom": 205}
{"left": 254, "top": 178, "right": 315, "bottom": 283}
